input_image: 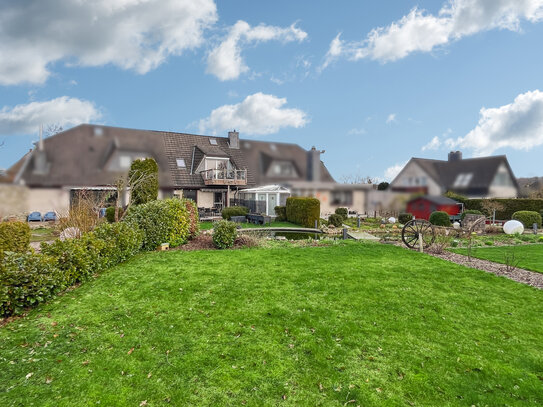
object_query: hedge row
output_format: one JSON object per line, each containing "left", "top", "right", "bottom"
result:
{"left": 286, "top": 197, "right": 320, "bottom": 228}
{"left": 462, "top": 198, "right": 543, "bottom": 220}
{"left": 274, "top": 206, "right": 287, "bottom": 222}
{"left": 222, "top": 206, "right": 249, "bottom": 220}
{"left": 0, "top": 221, "right": 30, "bottom": 256}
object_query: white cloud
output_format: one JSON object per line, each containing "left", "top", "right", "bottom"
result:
{"left": 198, "top": 92, "right": 308, "bottom": 136}
{"left": 422, "top": 136, "right": 442, "bottom": 151}
{"left": 450, "top": 89, "right": 543, "bottom": 155}
{"left": 347, "top": 128, "right": 366, "bottom": 135}
{"left": 0, "top": 0, "right": 217, "bottom": 85}
{"left": 0, "top": 97, "right": 102, "bottom": 136}
{"left": 384, "top": 160, "right": 408, "bottom": 181}
{"left": 386, "top": 113, "right": 397, "bottom": 124}
{"left": 206, "top": 20, "right": 307, "bottom": 81}
{"left": 321, "top": 0, "right": 543, "bottom": 67}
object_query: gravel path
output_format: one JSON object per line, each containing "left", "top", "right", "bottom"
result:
{"left": 427, "top": 250, "right": 543, "bottom": 289}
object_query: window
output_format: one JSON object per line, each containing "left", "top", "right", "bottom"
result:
{"left": 331, "top": 190, "right": 353, "bottom": 205}
{"left": 453, "top": 173, "right": 473, "bottom": 188}
{"left": 493, "top": 172, "right": 512, "bottom": 186}
{"left": 176, "top": 158, "right": 186, "bottom": 168}
{"left": 270, "top": 143, "right": 277, "bottom": 151}
{"left": 209, "top": 138, "right": 218, "bottom": 145}
{"left": 205, "top": 157, "right": 230, "bottom": 170}
{"left": 119, "top": 155, "right": 131, "bottom": 169}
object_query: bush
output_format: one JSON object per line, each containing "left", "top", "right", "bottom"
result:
{"left": 334, "top": 207, "right": 348, "bottom": 220}
{"left": 94, "top": 222, "right": 143, "bottom": 266}
{"left": 182, "top": 198, "right": 200, "bottom": 239}
{"left": 124, "top": 199, "right": 190, "bottom": 250}
{"left": 461, "top": 209, "right": 483, "bottom": 221}
{"left": 212, "top": 220, "right": 237, "bottom": 249}
{"left": 286, "top": 197, "right": 320, "bottom": 228}
{"left": 105, "top": 206, "right": 123, "bottom": 223}
{"left": 129, "top": 158, "right": 159, "bottom": 205}
{"left": 398, "top": 213, "right": 413, "bottom": 224}
{"left": 0, "top": 221, "right": 30, "bottom": 256}
{"left": 328, "top": 214, "right": 343, "bottom": 227}
{"left": 429, "top": 211, "right": 451, "bottom": 227}
{"left": 0, "top": 252, "right": 63, "bottom": 317}
{"left": 512, "top": 210, "right": 542, "bottom": 228}
{"left": 274, "top": 206, "right": 287, "bottom": 222}
{"left": 222, "top": 206, "right": 249, "bottom": 220}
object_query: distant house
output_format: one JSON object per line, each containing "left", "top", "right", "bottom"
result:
{"left": 389, "top": 151, "right": 519, "bottom": 198}
{"left": 2, "top": 124, "right": 335, "bottom": 215}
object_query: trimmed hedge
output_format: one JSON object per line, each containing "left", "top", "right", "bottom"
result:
{"left": 274, "top": 206, "right": 287, "bottom": 222}
{"left": 124, "top": 198, "right": 190, "bottom": 250}
{"left": 129, "top": 158, "right": 159, "bottom": 205}
{"left": 222, "top": 206, "right": 249, "bottom": 220}
{"left": 94, "top": 222, "right": 144, "bottom": 266}
{"left": 212, "top": 220, "right": 237, "bottom": 249}
{"left": 328, "top": 214, "right": 343, "bottom": 227}
{"left": 429, "top": 211, "right": 451, "bottom": 227}
{"left": 461, "top": 209, "right": 483, "bottom": 221}
{"left": 512, "top": 211, "right": 542, "bottom": 228}
{"left": 0, "top": 221, "right": 30, "bottom": 256}
{"left": 398, "top": 213, "right": 413, "bottom": 224}
{"left": 464, "top": 198, "right": 543, "bottom": 220}
{"left": 335, "top": 207, "right": 348, "bottom": 220}
{"left": 286, "top": 197, "right": 320, "bottom": 228}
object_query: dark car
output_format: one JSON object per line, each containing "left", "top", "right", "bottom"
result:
{"left": 43, "top": 211, "right": 57, "bottom": 222}
{"left": 27, "top": 212, "right": 42, "bottom": 222}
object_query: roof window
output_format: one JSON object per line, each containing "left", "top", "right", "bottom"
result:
{"left": 209, "top": 138, "right": 218, "bottom": 145}
{"left": 176, "top": 158, "right": 186, "bottom": 168}
{"left": 453, "top": 173, "right": 473, "bottom": 188}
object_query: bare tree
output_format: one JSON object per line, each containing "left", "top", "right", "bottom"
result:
{"left": 111, "top": 169, "right": 160, "bottom": 221}
{"left": 339, "top": 174, "right": 374, "bottom": 184}
{"left": 44, "top": 124, "right": 64, "bottom": 138}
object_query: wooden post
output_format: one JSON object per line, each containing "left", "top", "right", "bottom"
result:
{"left": 418, "top": 233, "right": 424, "bottom": 253}
{"left": 534, "top": 223, "right": 538, "bottom": 235}
{"left": 343, "top": 228, "right": 348, "bottom": 240}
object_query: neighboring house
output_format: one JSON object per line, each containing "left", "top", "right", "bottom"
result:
{"left": 2, "top": 124, "right": 335, "bottom": 215}
{"left": 389, "top": 151, "right": 519, "bottom": 198}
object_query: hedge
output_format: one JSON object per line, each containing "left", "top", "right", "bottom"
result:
{"left": 105, "top": 206, "right": 123, "bottom": 223}
{"left": 94, "top": 222, "right": 144, "bottom": 266}
{"left": 512, "top": 211, "right": 542, "bottom": 228}
{"left": 429, "top": 211, "right": 451, "bottom": 227}
{"left": 464, "top": 198, "right": 543, "bottom": 220}
{"left": 222, "top": 206, "right": 249, "bottom": 220}
{"left": 182, "top": 198, "right": 200, "bottom": 239}
{"left": 274, "top": 206, "right": 287, "bottom": 222}
{"left": 129, "top": 158, "right": 159, "bottom": 205}
{"left": 0, "top": 221, "right": 30, "bottom": 256}
{"left": 286, "top": 197, "right": 320, "bottom": 228}
{"left": 460, "top": 209, "right": 483, "bottom": 221}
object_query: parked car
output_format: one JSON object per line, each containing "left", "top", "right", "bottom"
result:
{"left": 27, "top": 212, "right": 42, "bottom": 222}
{"left": 43, "top": 211, "right": 57, "bottom": 222}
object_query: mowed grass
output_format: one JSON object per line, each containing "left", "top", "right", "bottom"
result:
{"left": 200, "top": 221, "right": 298, "bottom": 230}
{"left": 1, "top": 242, "right": 542, "bottom": 406}
{"left": 452, "top": 244, "right": 543, "bottom": 273}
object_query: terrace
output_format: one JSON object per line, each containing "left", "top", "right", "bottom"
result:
{"left": 200, "top": 168, "right": 247, "bottom": 186}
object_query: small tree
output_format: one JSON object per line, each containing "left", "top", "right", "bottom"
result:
{"left": 377, "top": 182, "right": 389, "bottom": 190}
{"left": 128, "top": 158, "right": 159, "bottom": 206}
{"left": 479, "top": 199, "right": 505, "bottom": 222}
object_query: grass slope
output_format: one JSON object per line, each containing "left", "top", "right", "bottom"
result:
{"left": 1, "top": 242, "right": 542, "bottom": 406}
{"left": 452, "top": 244, "right": 543, "bottom": 273}
{"left": 200, "top": 221, "right": 298, "bottom": 231}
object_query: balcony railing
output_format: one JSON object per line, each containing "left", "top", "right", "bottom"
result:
{"left": 201, "top": 168, "right": 247, "bottom": 185}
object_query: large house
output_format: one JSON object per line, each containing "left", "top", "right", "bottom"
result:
{"left": 2, "top": 124, "right": 338, "bottom": 216}
{"left": 389, "top": 151, "right": 519, "bottom": 198}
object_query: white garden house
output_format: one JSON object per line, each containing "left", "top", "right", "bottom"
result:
{"left": 238, "top": 185, "right": 291, "bottom": 216}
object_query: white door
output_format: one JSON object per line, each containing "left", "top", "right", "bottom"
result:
{"left": 267, "top": 194, "right": 277, "bottom": 215}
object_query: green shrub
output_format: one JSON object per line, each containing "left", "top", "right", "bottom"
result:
{"left": 182, "top": 198, "right": 200, "bottom": 239}
{"left": 398, "top": 213, "right": 413, "bottom": 224}
{"left": 539, "top": 236, "right": 543, "bottom": 242}
{"left": 464, "top": 198, "right": 543, "bottom": 220}
{"left": 328, "top": 214, "right": 343, "bottom": 227}
{"left": 334, "top": 207, "right": 348, "bottom": 220}
{"left": 0, "top": 252, "right": 63, "bottom": 316}
{"left": 129, "top": 158, "right": 159, "bottom": 205}
{"left": 274, "top": 206, "right": 287, "bottom": 221}
{"left": 286, "top": 197, "right": 320, "bottom": 228}
{"left": 512, "top": 210, "right": 542, "bottom": 228}
{"left": 429, "top": 211, "right": 451, "bottom": 227}
{"left": 461, "top": 209, "right": 483, "bottom": 221}
{"left": 0, "top": 221, "right": 30, "bottom": 256}
{"left": 124, "top": 199, "right": 190, "bottom": 250}
{"left": 222, "top": 206, "right": 249, "bottom": 220}
{"left": 94, "top": 222, "right": 143, "bottom": 266}
{"left": 212, "top": 220, "right": 237, "bottom": 249}
{"left": 105, "top": 206, "right": 123, "bottom": 223}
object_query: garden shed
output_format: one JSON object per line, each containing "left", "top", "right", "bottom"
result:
{"left": 237, "top": 185, "right": 290, "bottom": 216}
{"left": 407, "top": 195, "right": 461, "bottom": 220}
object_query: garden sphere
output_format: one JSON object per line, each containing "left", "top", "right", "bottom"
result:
{"left": 388, "top": 217, "right": 396, "bottom": 224}
{"left": 453, "top": 222, "right": 461, "bottom": 229}
{"left": 503, "top": 220, "right": 524, "bottom": 235}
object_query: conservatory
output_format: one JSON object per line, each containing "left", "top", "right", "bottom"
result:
{"left": 236, "top": 185, "right": 291, "bottom": 216}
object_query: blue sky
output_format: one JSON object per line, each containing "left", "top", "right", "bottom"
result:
{"left": 1, "top": 0, "right": 543, "bottom": 181}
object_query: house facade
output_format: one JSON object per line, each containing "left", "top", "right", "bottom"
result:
{"left": 389, "top": 151, "right": 519, "bottom": 198}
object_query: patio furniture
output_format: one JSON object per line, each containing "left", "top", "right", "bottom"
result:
{"left": 247, "top": 214, "right": 272, "bottom": 225}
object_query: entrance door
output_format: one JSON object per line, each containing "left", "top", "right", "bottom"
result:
{"left": 267, "top": 194, "right": 277, "bottom": 215}
{"left": 214, "top": 192, "right": 224, "bottom": 210}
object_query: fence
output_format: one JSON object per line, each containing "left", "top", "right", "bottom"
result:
{"left": 229, "top": 198, "right": 266, "bottom": 214}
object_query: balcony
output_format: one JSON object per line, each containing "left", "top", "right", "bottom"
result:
{"left": 201, "top": 168, "right": 247, "bottom": 186}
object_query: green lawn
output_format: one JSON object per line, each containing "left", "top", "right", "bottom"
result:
{"left": 200, "top": 220, "right": 299, "bottom": 230}
{"left": 452, "top": 244, "right": 543, "bottom": 273}
{"left": 29, "top": 226, "right": 57, "bottom": 243}
{"left": 1, "top": 242, "right": 542, "bottom": 406}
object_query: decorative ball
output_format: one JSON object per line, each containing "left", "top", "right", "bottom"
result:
{"left": 60, "top": 227, "right": 81, "bottom": 241}
{"left": 388, "top": 217, "right": 396, "bottom": 224}
{"left": 453, "top": 222, "right": 461, "bottom": 229}
{"left": 380, "top": 224, "right": 386, "bottom": 229}
{"left": 503, "top": 220, "right": 524, "bottom": 235}
{"left": 392, "top": 225, "right": 398, "bottom": 229}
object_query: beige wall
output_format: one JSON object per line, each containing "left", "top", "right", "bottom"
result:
{"left": 197, "top": 190, "right": 214, "bottom": 207}
{"left": 392, "top": 161, "right": 441, "bottom": 195}
{"left": 0, "top": 185, "right": 70, "bottom": 219}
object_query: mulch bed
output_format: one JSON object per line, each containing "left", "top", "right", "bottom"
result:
{"left": 173, "top": 234, "right": 258, "bottom": 251}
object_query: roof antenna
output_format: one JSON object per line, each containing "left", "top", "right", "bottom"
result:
{"left": 39, "top": 124, "right": 44, "bottom": 151}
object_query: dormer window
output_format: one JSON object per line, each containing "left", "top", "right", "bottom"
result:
{"left": 176, "top": 158, "right": 186, "bottom": 168}
{"left": 209, "top": 138, "right": 218, "bottom": 145}
{"left": 453, "top": 173, "right": 473, "bottom": 188}
{"left": 119, "top": 155, "right": 131, "bottom": 169}
{"left": 268, "top": 160, "right": 297, "bottom": 177}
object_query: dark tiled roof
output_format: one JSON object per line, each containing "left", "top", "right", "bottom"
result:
{"left": 408, "top": 195, "right": 459, "bottom": 205}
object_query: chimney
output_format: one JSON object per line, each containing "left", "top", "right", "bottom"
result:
{"left": 33, "top": 124, "right": 49, "bottom": 174}
{"left": 228, "top": 130, "right": 239, "bottom": 149}
{"left": 307, "top": 146, "right": 325, "bottom": 182}
{"left": 448, "top": 151, "right": 462, "bottom": 161}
